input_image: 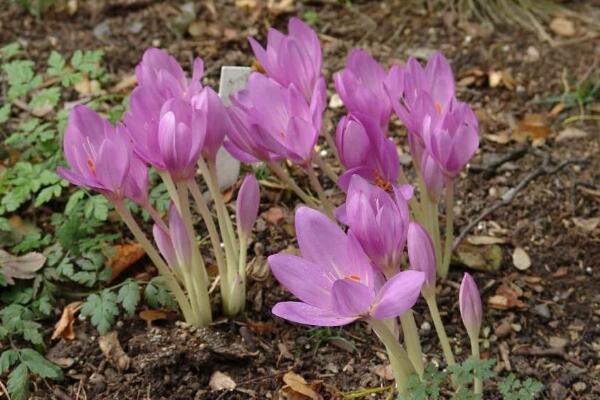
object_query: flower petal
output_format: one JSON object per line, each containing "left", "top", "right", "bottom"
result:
{"left": 370, "top": 270, "right": 424, "bottom": 320}
{"left": 272, "top": 301, "right": 357, "bottom": 327}
{"left": 331, "top": 279, "right": 374, "bottom": 317}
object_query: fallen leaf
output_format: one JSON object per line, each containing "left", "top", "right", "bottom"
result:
{"left": 467, "top": 235, "right": 507, "bottom": 245}
{"left": 247, "top": 320, "right": 276, "bottom": 335}
{"left": 549, "top": 102, "right": 565, "bottom": 116}
{"left": 550, "top": 17, "right": 576, "bottom": 37}
{"left": 235, "top": 0, "right": 258, "bottom": 10}
{"left": 489, "top": 283, "right": 527, "bottom": 310}
{"left": 267, "top": 0, "right": 295, "bottom": 15}
{"left": 513, "top": 114, "right": 551, "bottom": 143}
{"left": 552, "top": 266, "right": 569, "bottom": 278}
{"left": 488, "top": 69, "right": 515, "bottom": 90}
{"left": 51, "top": 301, "right": 83, "bottom": 340}
{"left": 454, "top": 243, "right": 503, "bottom": 272}
{"left": 484, "top": 132, "right": 511, "bottom": 144}
{"left": 74, "top": 78, "right": 101, "bottom": 95}
{"left": 572, "top": 217, "right": 600, "bottom": 233}
{"left": 111, "top": 74, "right": 137, "bottom": 93}
{"left": 264, "top": 206, "right": 284, "bottom": 224}
{"left": 107, "top": 243, "right": 146, "bottom": 281}
{"left": 98, "top": 331, "right": 130, "bottom": 371}
{"left": 373, "top": 364, "right": 394, "bottom": 381}
{"left": 139, "top": 309, "right": 168, "bottom": 325}
{"left": 209, "top": 371, "right": 236, "bottom": 391}
{"left": 282, "top": 371, "right": 321, "bottom": 400}
{"left": 512, "top": 247, "right": 531, "bottom": 271}
{"left": 0, "top": 250, "right": 46, "bottom": 285}
{"left": 548, "top": 336, "right": 568, "bottom": 348}
{"left": 556, "top": 127, "right": 589, "bottom": 142}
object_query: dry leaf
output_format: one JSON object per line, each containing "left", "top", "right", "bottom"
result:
{"left": 513, "top": 114, "right": 551, "bottom": 144}
{"left": 264, "top": 207, "right": 285, "bottom": 224}
{"left": 107, "top": 243, "right": 145, "bottom": 281}
{"left": 74, "top": 78, "right": 101, "bottom": 95}
{"left": 572, "top": 217, "right": 600, "bottom": 233}
{"left": 467, "top": 235, "right": 507, "bottom": 245}
{"left": 556, "top": 127, "right": 589, "bottom": 142}
{"left": 111, "top": 74, "right": 137, "bottom": 92}
{"left": 373, "top": 364, "right": 394, "bottom": 380}
{"left": 98, "top": 331, "right": 130, "bottom": 370}
{"left": 552, "top": 266, "right": 569, "bottom": 278}
{"left": 139, "top": 309, "right": 168, "bottom": 324}
{"left": 550, "top": 17, "right": 576, "bottom": 37}
{"left": 235, "top": 0, "right": 258, "bottom": 10}
{"left": 282, "top": 371, "right": 321, "bottom": 400}
{"left": 488, "top": 283, "right": 527, "bottom": 310}
{"left": 454, "top": 243, "right": 502, "bottom": 272}
{"left": 512, "top": 247, "right": 531, "bottom": 271}
{"left": 209, "top": 371, "right": 236, "bottom": 391}
{"left": 51, "top": 301, "right": 82, "bottom": 340}
{"left": 484, "top": 132, "right": 511, "bottom": 144}
{"left": 489, "top": 69, "right": 515, "bottom": 90}
{"left": 247, "top": 320, "right": 276, "bottom": 335}
{"left": 0, "top": 250, "right": 46, "bottom": 285}
{"left": 267, "top": 0, "right": 295, "bottom": 15}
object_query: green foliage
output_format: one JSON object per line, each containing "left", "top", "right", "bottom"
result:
{"left": 81, "top": 290, "right": 120, "bottom": 335}
{"left": 398, "top": 358, "right": 542, "bottom": 400}
{"left": 118, "top": 279, "right": 141, "bottom": 315}
{"left": 303, "top": 10, "right": 319, "bottom": 26}
{"left": 12, "top": 0, "right": 58, "bottom": 18}
{"left": 498, "top": 374, "right": 544, "bottom": 400}
{"left": 144, "top": 277, "right": 176, "bottom": 309}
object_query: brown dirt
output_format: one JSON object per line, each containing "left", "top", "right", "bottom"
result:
{"left": 2, "top": 1, "right": 600, "bottom": 399}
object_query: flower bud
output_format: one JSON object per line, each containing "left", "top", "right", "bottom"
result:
{"left": 459, "top": 273, "right": 483, "bottom": 338}
{"left": 407, "top": 222, "right": 436, "bottom": 290}
{"left": 236, "top": 174, "right": 260, "bottom": 237}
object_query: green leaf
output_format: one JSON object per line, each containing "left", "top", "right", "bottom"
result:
{"left": 64, "top": 190, "right": 85, "bottom": 214}
{"left": 0, "top": 217, "right": 11, "bottom": 231}
{"left": 0, "top": 42, "right": 21, "bottom": 59}
{"left": 19, "top": 348, "right": 63, "bottom": 380}
{"left": 47, "top": 51, "right": 65, "bottom": 76}
{"left": 7, "top": 363, "right": 29, "bottom": 400}
{"left": 117, "top": 280, "right": 141, "bottom": 315}
{"left": 81, "top": 290, "right": 119, "bottom": 334}
{"left": 22, "top": 320, "right": 43, "bottom": 346}
{"left": 29, "top": 87, "right": 60, "bottom": 110}
{"left": 0, "top": 103, "right": 11, "bottom": 123}
{"left": 144, "top": 277, "right": 175, "bottom": 309}
{"left": 0, "top": 349, "right": 19, "bottom": 374}
{"left": 83, "top": 195, "right": 110, "bottom": 221}
{"left": 71, "top": 271, "right": 97, "bottom": 287}
{"left": 34, "top": 183, "right": 62, "bottom": 207}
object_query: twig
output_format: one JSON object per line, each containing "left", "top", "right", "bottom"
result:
{"left": 468, "top": 145, "right": 529, "bottom": 178}
{"left": 512, "top": 346, "right": 585, "bottom": 368}
{"left": 0, "top": 379, "right": 11, "bottom": 400}
{"left": 454, "top": 152, "right": 587, "bottom": 249}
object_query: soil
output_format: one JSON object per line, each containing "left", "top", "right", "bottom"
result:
{"left": 1, "top": 1, "right": 600, "bottom": 399}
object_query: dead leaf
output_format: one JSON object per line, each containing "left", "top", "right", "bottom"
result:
{"left": 139, "top": 309, "right": 168, "bottom": 325}
{"left": 267, "top": 0, "right": 294, "bottom": 16}
{"left": 98, "top": 331, "right": 130, "bottom": 371}
{"left": 488, "top": 69, "right": 515, "bottom": 90}
{"left": 235, "top": 0, "right": 258, "bottom": 10}
{"left": 51, "top": 301, "right": 82, "bottom": 340}
{"left": 107, "top": 243, "right": 145, "bottom": 281}
{"left": 556, "top": 127, "right": 589, "bottom": 142}
{"left": 572, "top": 217, "right": 600, "bottom": 233}
{"left": 488, "top": 283, "right": 527, "bottom": 310}
{"left": 282, "top": 371, "right": 321, "bottom": 400}
{"left": 549, "top": 102, "right": 565, "bottom": 116}
{"left": 454, "top": 243, "right": 503, "bottom": 272}
{"left": 0, "top": 250, "right": 46, "bottom": 285}
{"left": 74, "top": 78, "right": 101, "bottom": 95}
{"left": 247, "top": 320, "right": 276, "bottom": 335}
{"left": 373, "top": 364, "right": 394, "bottom": 380}
{"left": 550, "top": 17, "right": 576, "bottom": 37}
{"left": 512, "top": 247, "right": 531, "bottom": 271}
{"left": 264, "top": 206, "right": 284, "bottom": 224}
{"left": 548, "top": 336, "right": 568, "bottom": 348}
{"left": 209, "top": 371, "right": 236, "bottom": 391}
{"left": 484, "top": 132, "right": 511, "bottom": 144}
{"left": 111, "top": 74, "right": 137, "bottom": 93}
{"left": 552, "top": 266, "right": 569, "bottom": 278}
{"left": 513, "top": 114, "right": 551, "bottom": 144}
{"left": 467, "top": 235, "right": 507, "bottom": 245}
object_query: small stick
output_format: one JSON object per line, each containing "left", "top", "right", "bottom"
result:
{"left": 468, "top": 145, "right": 529, "bottom": 178}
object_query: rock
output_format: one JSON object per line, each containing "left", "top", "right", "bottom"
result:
{"left": 328, "top": 93, "right": 343, "bottom": 109}
{"left": 548, "top": 336, "right": 568, "bottom": 348}
{"left": 494, "top": 319, "right": 512, "bottom": 338}
{"left": 550, "top": 17, "right": 576, "bottom": 37}
{"left": 525, "top": 46, "right": 540, "bottom": 62}
{"left": 572, "top": 381, "right": 587, "bottom": 393}
{"left": 420, "top": 321, "right": 431, "bottom": 333}
{"left": 533, "top": 304, "right": 551, "bottom": 319}
{"left": 549, "top": 382, "right": 568, "bottom": 400}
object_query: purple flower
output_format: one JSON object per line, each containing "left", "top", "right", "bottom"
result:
{"left": 191, "top": 87, "right": 229, "bottom": 161}
{"left": 459, "top": 273, "right": 483, "bottom": 337}
{"left": 236, "top": 174, "right": 260, "bottom": 237}
{"left": 419, "top": 150, "right": 445, "bottom": 200}
{"left": 135, "top": 48, "right": 204, "bottom": 101}
{"left": 153, "top": 203, "right": 193, "bottom": 269}
{"left": 157, "top": 98, "right": 206, "bottom": 181}
{"left": 269, "top": 207, "right": 425, "bottom": 326}
{"left": 225, "top": 73, "right": 325, "bottom": 165}
{"left": 334, "top": 49, "right": 392, "bottom": 129}
{"left": 335, "top": 114, "right": 400, "bottom": 191}
{"left": 249, "top": 17, "right": 322, "bottom": 100}
{"left": 407, "top": 222, "right": 436, "bottom": 289}
{"left": 336, "top": 176, "right": 412, "bottom": 275}
{"left": 58, "top": 105, "right": 148, "bottom": 204}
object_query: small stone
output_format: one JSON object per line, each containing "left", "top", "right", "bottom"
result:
{"left": 510, "top": 323, "right": 522, "bottom": 332}
{"left": 533, "top": 304, "right": 551, "bottom": 319}
{"left": 494, "top": 319, "right": 512, "bottom": 338}
{"left": 420, "top": 321, "right": 431, "bottom": 333}
{"left": 525, "top": 46, "right": 540, "bottom": 62}
{"left": 399, "top": 153, "right": 412, "bottom": 166}
{"left": 548, "top": 336, "right": 568, "bottom": 348}
{"left": 549, "top": 382, "right": 568, "bottom": 400}
{"left": 328, "top": 93, "right": 343, "bottom": 109}
{"left": 572, "top": 382, "right": 586, "bottom": 392}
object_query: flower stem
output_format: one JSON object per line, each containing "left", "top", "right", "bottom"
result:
{"left": 267, "top": 161, "right": 318, "bottom": 207}
{"left": 312, "top": 150, "right": 338, "bottom": 183}
{"left": 321, "top": 128, "right": 341, "bottom": 165}
{"left": 470, "top": 332, "right": 482, "bottom": 394}
{"left": 306, "top": 163, "right": 335, "bottom": 219}
{"left": 369, "top": 319, "right": 413, "bottom": 395}
{"left": 440, "top": 181, "right": 455, "bottom": 277}
{"left": 143, "top": 203, "right": 168, "bottom": 231}
{"left": 423, "top": 289, "right": 456, "bottom": 368}
{"left": 399, "top": 311, "right": 424, "bottom": 380}
{"left": 112, "top": 200, "right": 193, "bottom": 323}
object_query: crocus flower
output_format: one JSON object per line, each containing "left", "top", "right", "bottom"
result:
{"left": 236, "top": 174, "right": 260, "bottom": 237}
{"left": 459, "top": 273, "right": 483, "bottom": 338}
{"left": 58, "top": 105, "right": 148, "bottom": 205}
{"left": 334, "top": 49, "right": 392, "bottom": 129}
{"left": 135, "top": 48, "right": 204, "bottom": 101}
{"left": 269, "top": 207, "right": 425, "bottom": 326}
{"left": 225, "top": 73, "right": 325, "bottom": 165}
{"left": 335, "top": 114, "right": 400, "bottom": 191}
{"left": 191, "top": 86, "right": 229, "bottom": 161}
{"left": 407, "top": 222, "right": 436, "bottom": 290}
{"left": 153, "top": 203, "right": 193, "bottom": 270}
{"left": 249, "top": 17, "right": 322, "bottom": 100}
{"left": 336, "top": 176, "right": 412, "bottom": 275}
{"left": 419, "top": 150, "right": 445, "bottom": 200}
